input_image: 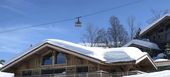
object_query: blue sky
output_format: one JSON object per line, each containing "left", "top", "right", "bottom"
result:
{"left": 0, "top": 0, "right": 170, "bottom": 62}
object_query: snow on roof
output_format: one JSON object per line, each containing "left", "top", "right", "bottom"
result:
{"left": 124, "top": 70, "right": 170, "bottom": 77}
{"left": 0, "top": 72, "right": 14, "bottom": 77}
{"left": 154, "top": 59, "right": 168, "bottom": 62}
{"left": 123, "top": 39, "right": 160, "bottom": 50}
{"left": 0, "top": 64, "right": 3, "bottom": 68}
{"left": 140, "top": 14, "right": 170, "bottom": 36}
{"left": 46, "top": 39, "right": 146, "bottom": 63}
{"left": 1, "top": 39, "right": 155, "bottom": 71}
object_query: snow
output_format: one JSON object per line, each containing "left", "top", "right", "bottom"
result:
{"left": 123, "top": 39, "right": 160, "bottom": 50}
{"left": 154, "top": 59, "right": 168, "bottom": 62}
{"left": 47, "top": 39, "right": 146, "bottom": 63}
{"left": 0, "top": 72, "right": 14, "bottom": 77}
{"left": 0, "top": 64, "right": 14, "bottom": 77}
{"left": 0, "top": 64, "right": 3, "bottom": 68}
{"left": 124, "top": 70, "right": 170, "bottom": 77}
{"left": 140, "top": 14, "right": 170, "bottom": 36}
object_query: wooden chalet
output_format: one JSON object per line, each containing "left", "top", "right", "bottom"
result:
{"left": 0, "top": 39, "right": 156, "bottom": 77}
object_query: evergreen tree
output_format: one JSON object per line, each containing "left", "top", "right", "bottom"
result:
{"left": 0, "top": 60, "right": 5, "bottom": 65}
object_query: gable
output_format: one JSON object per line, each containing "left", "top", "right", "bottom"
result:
{"left": 0, "top": 43, "right": 103, "bottom": 72}
{"left": 140, "top": 14, "right": 170, "bottom": 36}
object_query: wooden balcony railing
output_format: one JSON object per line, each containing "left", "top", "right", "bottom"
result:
{"left": 15, "top": 70, "right": 145, "bottom": 77}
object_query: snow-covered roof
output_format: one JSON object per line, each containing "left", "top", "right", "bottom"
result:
{"left": 0, "top": 64, "right": 3, "bottom": 68}
{"left": 154, "top": 59, "right": 168, "bottom": 62}
{"left": 1, "top": 39, "right": 156, "bottom": 71}
{"left": 140, "top": 14, "right": 170, "bottom": 36}
{"left": 123, "top": 39, "right": 160, "bottom": 50}
{"left": 47, "top": 39, "right": 146, "bottom": 63}
{"left": 0, "top": 72, "right": 14, "bottom": 77}
{"left": 124, "top": 70, "right": 170, "bottom": 77}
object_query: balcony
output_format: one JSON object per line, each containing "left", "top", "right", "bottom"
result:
{"left": 15, "top": 70, "right": 144, "bottom": 77}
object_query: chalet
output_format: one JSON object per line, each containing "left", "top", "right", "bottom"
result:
{"left": 124, "top": 14, "right": 170, "bottom": 71}
{"left": 125, "top": 14, "right": 170, "bottom": 57}
{"left": 0, "top": 39, "right": 156, "bottom": 77}
{"left": 140, "top": 14, "right": 170, "bottom": 51}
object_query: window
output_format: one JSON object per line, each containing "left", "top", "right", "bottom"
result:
{"left": 41, "top": 68, "right": 66, "bottom": 75}
{"left": 41, "top": 69, "right": 53, "bottom": 75}
{"left": 55, "top": 53, "right": 66, "bottom": 64}
{"left": 76, "top": 66, "right": 88, "bottom": 73}
{"left": 22, "top": 70, "right": 32, "bottom": 76}
{"left": 42, "top": 53, "right": 52, "bottom": 65}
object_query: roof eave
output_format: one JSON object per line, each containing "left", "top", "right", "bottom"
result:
{"left": 140, "top": 14, "right": 170, "bottom": 37}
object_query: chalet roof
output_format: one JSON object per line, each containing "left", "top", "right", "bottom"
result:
{"left": 46, "top": 39, "right": 146, "bottom": 63}
{"left": 123, "top": 39, "right": 160, "bottom": 50}
{"left": 140, "top": 14, "right": 170, "bottom": 36}
{"left": 0, "top": 39, "right": 157, "bottom": 71}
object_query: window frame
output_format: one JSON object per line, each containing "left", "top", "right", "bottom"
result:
{"left": 41, "top": 51, "right": 53, "bottom": 65}
{"left": 55, "top": 52, "right": 67, "bottom": 65}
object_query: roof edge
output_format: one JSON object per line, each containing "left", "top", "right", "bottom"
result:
{"left": 140, "top": 14, "right": 170, "bottom": 36}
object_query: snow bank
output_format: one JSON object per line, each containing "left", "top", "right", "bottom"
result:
{"left": 124, "top": 70, "right": 170, "bottom": 77}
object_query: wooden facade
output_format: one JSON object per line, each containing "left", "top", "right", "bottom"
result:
{"left": 140, "top": 18, "right": 170, "bottom": 50}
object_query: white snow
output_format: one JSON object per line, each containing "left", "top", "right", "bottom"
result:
{"left": 154, "top": 59, "right": 168, "bottom": 62}
{"left": 124, "top": 39, "right": 160, "bottom": 50}
{"left": 140, "top": 14, "right": 170, "bottom": 36}
{"left": 0, "top": 72, "right": 14, "bottom": 77}
{"left": 124, "top": 70, "right": 170, "bottom": 77}
{"left": 47, "top": 39, "right": 146, "bottom": 63}
{"left": 0, "top": 64, "right": 3, "bottom": 68}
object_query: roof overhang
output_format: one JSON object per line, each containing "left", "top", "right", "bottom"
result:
{"left": 140, "top": 14, "right": 170, "bottom": 37}
{"left": 136, "top": 54, "right": 157, "bottom": 70}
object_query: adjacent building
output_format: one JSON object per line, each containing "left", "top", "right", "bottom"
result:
{"left": 125, "top": 14, "right": 170, "bottom": 71}
{"left": 140, "top": 14, "right": 170, "bottom": 51}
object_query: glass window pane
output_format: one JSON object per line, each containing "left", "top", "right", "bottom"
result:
{"left": 55, "top": 53, "right": 66, "bottom": 64}
{"left": 76, "top": 66, "right": 88, "bottom": 73}
{"left": 41, "top": 68, "right": 66, "bottom": 75}
{"left": 41, "top": 69, "right": 53, "bottom": 75}
{"left": 42, "top": 53, "right": 52, "bottom": 65}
